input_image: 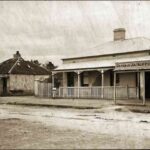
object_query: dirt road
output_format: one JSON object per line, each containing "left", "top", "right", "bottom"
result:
{"left": 0, "top": 104, "right": 150, "bottom": 149}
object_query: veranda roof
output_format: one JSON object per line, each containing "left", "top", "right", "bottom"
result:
{"left": 55, "top": 56, "right": 150, "bottom": 71}
{"left": 55, "top": 60, "right": 114, "bottom": 71}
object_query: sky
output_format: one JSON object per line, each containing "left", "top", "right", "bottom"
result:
{"left": 0, "top": 1, "right": 150, "bottom": 66}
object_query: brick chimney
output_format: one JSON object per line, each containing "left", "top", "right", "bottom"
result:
{"left": 13, "top": 51, "right": 21, "bottom": 59}
{"left": 113, "top": 28, "right": 126, "bottom": 41}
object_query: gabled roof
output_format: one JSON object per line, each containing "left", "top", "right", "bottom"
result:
{"left": 63, "top": 37, "right": 150, "bottom": 60}
{"left": 0, "top": 57, "right": 50, "bottom": 75}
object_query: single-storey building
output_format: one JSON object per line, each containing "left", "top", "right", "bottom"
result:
{"left": 0, "top": 51, "right": 50, "bottom": 96}
{"left": 53, "top": 28, "right": 150, "bottom": 104}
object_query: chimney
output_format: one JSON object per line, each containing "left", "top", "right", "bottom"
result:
{"left": 13, "top": 51, "right": 21, "bottom": 59}
{"left": 113, "top": 28, "right": 126, "bottom": 41}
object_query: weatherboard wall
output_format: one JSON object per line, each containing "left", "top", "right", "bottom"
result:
{"left": 63, "top": 51, "right": 149, "bottom": 64}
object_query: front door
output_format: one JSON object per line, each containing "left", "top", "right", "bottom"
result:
{"left": 145, "top": 72, "right": 150, "bottom": 98}
{"left": 67, "top": 72, "right": 75, "bottom": 97}
{"left": 67, "top": 72, "right": 74, "bottom": 87}
{"left": 2, "top": 78, "right": 7, "bottom": 96}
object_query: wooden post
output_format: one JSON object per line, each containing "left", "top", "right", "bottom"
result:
{"left": 77, "top": 71, "right": 81, "bottom": 98}
{"left": 52, "top": 72, "right": 55, "bottom": 98}
{"left": 62, "top": 72, "right": 67, "bottom": 97}
{"left": 91, "top": 86, "right": 92, "bottom": 98}
{"left": 114, "top": 72, "right": 116, "bottom": 104}
{"left": 136, "top": 72, "right": 138, "bottom": 99}
{"left": 63, "top": 87, "right": 65, "bottom": 98}
{"left": 143, "top": 71, "right": 146, "bottom": 105}
{"left": 137, "top": 72, "right": 140, "bottom": 99}
{"left": 101, "top": 70, "right": 104, "bottom": 99}
{"left": 52, "top": 73, "right": 55, "bottom": 88}
{"left": 59, "top": 87, "right": 61, "bottom": 97}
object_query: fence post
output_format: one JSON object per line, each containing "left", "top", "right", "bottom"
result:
{"left": 114, "top": 72, "right": 116, "bottom": 104}
{"left": 62, "top": 88, "right": 64, "bottom": 98}
{"left": 137, "top": 72, "right": 140, "bottom": 99}
{"left": 47, "top": 83, "right": 49, "bottom": 97}
{"left": 143, "top": 71, "right": 146, "bottom": 105}
{"left": 127, "top": 85, "right": 129, "bottom": 99}
{"left": 52, "top": 72, "right": 57, "bottom": 98}
{"left": 91, "top": 87, "right": 92, "bottom": 98}
{"left": 101, "top": 70, "right": 104, "bottom": 99}
{"left": 77, "top": 71, "right": 81, "bottom": 98}
{"left": 59, "top": 87, "right": 61, "bottom": 97}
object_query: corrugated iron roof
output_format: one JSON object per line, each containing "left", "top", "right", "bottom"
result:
{"left": 63, "top": 37, "right": 150, "bottom": 60}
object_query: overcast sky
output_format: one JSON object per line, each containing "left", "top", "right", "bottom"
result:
{"left": 0, "top": 1, "right": 150, "bottom": 65}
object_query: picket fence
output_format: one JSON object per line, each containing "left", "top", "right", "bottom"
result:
{"left": 34, "top": 81, "right": 138, "bottom": 99}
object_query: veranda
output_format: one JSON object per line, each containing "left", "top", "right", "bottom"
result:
{"left": 51, "top": 68, "right": 143, "bottom": 104}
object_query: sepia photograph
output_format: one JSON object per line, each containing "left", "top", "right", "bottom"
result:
{"left": 0, "top": 1, "right": 150, "bottom": 149}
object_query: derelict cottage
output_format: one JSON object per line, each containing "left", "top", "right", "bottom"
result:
{"left": 0, "top": 51, "right": 50, "bottom": 96}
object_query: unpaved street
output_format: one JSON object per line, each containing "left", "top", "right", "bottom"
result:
{"left": 0, "top": 104, "right": 150, "bottom": 149}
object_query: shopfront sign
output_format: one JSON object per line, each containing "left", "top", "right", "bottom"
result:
{"left": 115, "top": 60, "right": 150, "bottom": 71}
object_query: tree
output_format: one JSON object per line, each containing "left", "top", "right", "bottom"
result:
{"left": 45, "top": 61, "right": 57, "bottom": 71}
{"left": 31, "top": 60, "right": 41, "bottom": 66}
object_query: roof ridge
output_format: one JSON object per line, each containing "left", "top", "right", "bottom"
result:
{"left": 91, "top": 36, "right": 149, "bottom": 49}
{"left": 8, "top": 58, "right": 21, "bottom": 74}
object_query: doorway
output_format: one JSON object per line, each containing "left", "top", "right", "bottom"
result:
{"left": 145, "top": 72, "right": 150, "bottom": 98}
{"left": 2, "top": 78, "right": 7, "bottom": 96}
{"left": 67, "top": 72, "right": 74, "bottom": 87}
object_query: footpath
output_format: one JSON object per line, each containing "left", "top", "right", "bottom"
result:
{"left": 0, "top": 96, "right": 113, "bottom": 109}
{"left": 0, "top": 96, "right": 150, "bottom": 113}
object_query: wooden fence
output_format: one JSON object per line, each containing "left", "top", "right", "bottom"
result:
{"left": 58, "top": 86, "right": 138, "bottom": 99}
{"left": 34, "top": 81, "right": 138, "bottom": 99}
{"left": 34, "top": 81, "right": 52, "bottom": 98}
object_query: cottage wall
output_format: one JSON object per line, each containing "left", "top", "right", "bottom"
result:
{"left": 73, "top": 71, "right": 111, "bottom": 87}
{"left": 118, "top": 73, "right": 136, "bottom": 87}
{"left": 104, "top": 71, "right": 111, "bottom": 86}
{"left": 9, "top": 75, "right": 49, "bottom": 95}
{"left": 89, "top": 71, "right": 100, "bottom": 86}
{"left": 63, "top": 51, "right": 149, "bottom": 64}
{"left": 74, "top": 71, "right": 101, "bottom": 87}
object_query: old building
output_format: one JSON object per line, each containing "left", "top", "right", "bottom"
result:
{"left": 53, "top": 28, "right": 150, "bottom": 104}
{"left": 0, "top": 51, "right": 50, "bottom": 96}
